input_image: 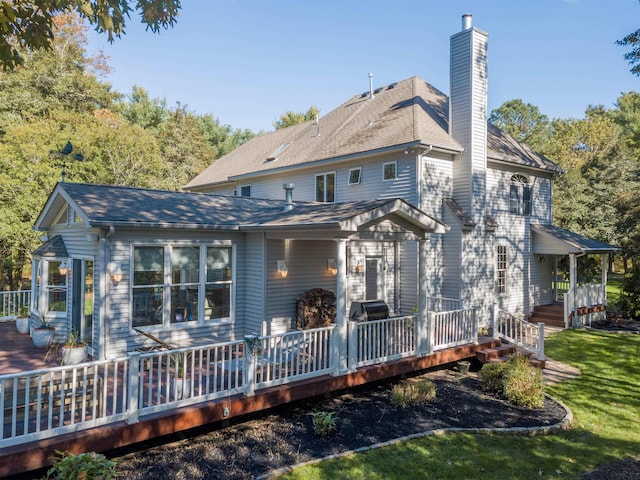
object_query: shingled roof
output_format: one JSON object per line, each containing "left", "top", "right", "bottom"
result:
{"left": 35, "top": 183, "right": 447, "bottom": 235}
{"left": 187, "top": 76, "right": 561, "bottom": 190}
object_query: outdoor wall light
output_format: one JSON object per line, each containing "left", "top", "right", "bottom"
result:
{"left": 355, "top": 262, "right": 364, "bottom": 274}
{"left": 327, "top": 258, "right": 337, "bottom": 275}
{"left": 110, "top": 265, "right": 123, "bottom": 283}
{"left": 276, "top": 260, "right": 288, "bottom": 278}
{"left": 58, "top": 261, "right": 70, "bottom": 276}
{"left": 537, "top": 256, "right": 545, "bottom": 264}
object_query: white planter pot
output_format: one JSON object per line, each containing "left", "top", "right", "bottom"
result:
{"left": 15, "top": 316, "right": 30, "bottom": 334}
{"left": 62, "top": 346, "right": 87, "bottom": 365}
{"left": 32, "top": 328, "right": 55, "bottom": 348}
{"left": 169, "top": 377, "right": 192, "bottom": 401}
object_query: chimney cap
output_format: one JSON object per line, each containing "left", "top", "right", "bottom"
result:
{"left": 462, "top": 13, "right": 472, "bottom": 31}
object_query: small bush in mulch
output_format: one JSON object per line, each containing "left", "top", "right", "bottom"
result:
{"left": 390, "top": 378, "right": 436, "bottom": 408}
{"left": 479, "top": 354, "right": 545, "bottom": 409}
{"left": 309, "top": 411, "right": 337, "bottom": 436}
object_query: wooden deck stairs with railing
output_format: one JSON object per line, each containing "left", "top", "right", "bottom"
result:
{"left": 475, "top": 340, "right": 546, "bottom": 369}
{"left": 529, "top": 303, "right": 565, "bottom": 328}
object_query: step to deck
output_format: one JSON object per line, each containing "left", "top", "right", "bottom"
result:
{"left": 476, "top": 344, "right": 516, "bottom": 363}
{"left": 530, "top": 304, "right": 565, "bottom": 328}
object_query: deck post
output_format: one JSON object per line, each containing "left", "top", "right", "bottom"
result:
{"left": 426, "top": 312, "right": 435, "bottom": 354}
{"left": 537, "top": 323, "right": 545, "bottom": 361}
{"left": 347, "top": 321, "right": 357, "bottom": 370}
{"left": 569, "top": 253, "right": 577, "bottom": 327}
{"left": 244, "top": 335, "right": 259, "bottom": 396}
{"left": 127, "top": 352, "right": 140, "bottom": 424}
{"left": 416, "top": 239, "right": 428, "bottom": 356}
{"left": 491, "top": 303, "right": 500, "bottom": 339}
{"left": 333, "top": 239, "right": 348, "bottom": 375}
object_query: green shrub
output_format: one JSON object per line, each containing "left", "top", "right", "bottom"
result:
{"left": 478, "top": 361, "right": 508, "bottom": 394}
{"left": 479, "top": 354, "right": 545, "bottom": 409}
{"left": 310, "top": 411, "right": 337, "bottom": 436}
{"left": 503, "top": 354, "right": 545, "bottom": 409}
{"left": 45, "top": 450, "right": 117, "bottom": 480}
{"left": 391, "top": 378, "right": 436, "bottom": 408}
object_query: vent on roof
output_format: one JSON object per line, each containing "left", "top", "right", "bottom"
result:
{"left": 360, "top": 92, "right": 368, "bottom": 98}
{"left": 374, "top": 87, "right": 382, "bottom": 94}
{"left": 387, "top": 83, "right": 397, "bottom": 89}
{"left": 267, "top": 143, "right": 291, "bottom": 161}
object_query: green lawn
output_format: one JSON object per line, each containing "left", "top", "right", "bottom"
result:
{"left": 280, "top": 330, "right": 640, "bottom": 479}
{"left": 607, "top": 272, "right": 624, "bottom": 310}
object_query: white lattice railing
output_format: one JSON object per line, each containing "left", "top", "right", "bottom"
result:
{"left": 0, "top": 290, "right": 31, "bottom": 320}
{"left": 348, "top": 315, "right": 417, "bottom": 368}
{"left": 431, "top": 308, "right": 478, "bottom": 351}
{"left": 495, "top": 309, "right": 544, "bottom": 361}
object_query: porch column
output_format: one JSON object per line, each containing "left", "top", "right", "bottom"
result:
{"left": 416, "top": 239, "right": 429, "bottom": 356}
{"left": 332, "top": 239, "right": 348, "bottom": 374}
{"left": 601, "top": 254, "right": 608, "bottom": 305}
{"left": 569, "top": 253, "right": 577, "bottom": 327}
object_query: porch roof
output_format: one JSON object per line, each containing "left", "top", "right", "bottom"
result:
{"left": 531, "top": 224, "right": 618, "bottom": 255}
{"left": 32, "top": 235, "right": 68, "bottom": 258}
{"left": 35, "top": 183, "right": 447, "bottom": 238}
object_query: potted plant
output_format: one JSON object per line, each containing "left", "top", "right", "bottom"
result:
{"left": 32, "top": 317, "right": 55, "bottom": 348}
{"left": 15, "top": 304, "right": 30, "bottom": 334}
{"left": 61, "top": 330, "right": 87, "bottom": 365}
{"left": 169, "top": 351, "right": 192, "bottom": 400}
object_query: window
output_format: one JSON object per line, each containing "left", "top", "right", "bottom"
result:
{"left": 348, "top": 167, "right": 362, "bottom": 185}
{"left": 55, "top": 205, "right": 69, "bottom": 225}
{"left": 315, "top": 172, "right": 335, "bottom": 202}
{"left": 132, "top": 246, "right": 165, "bottom": 327}
{"left": 509, "top": 174, "right": 532, "bottom": 215}
{"left": 383, "top": 162, "right": 397, "bottom": 181}
{"left": 47, "top": 260, "right": 67, "bottom": 312}
{"left": 132, "top": 244, "right": 233, "bottom": 328}
{"left": 267, "top": 143, "right": 290, "bottom": 161}
{"left": 239, "top": 185, "right": 251, "bottom": 197}
{"left": 496, "top": 245, "right": 508, "bottom": 295}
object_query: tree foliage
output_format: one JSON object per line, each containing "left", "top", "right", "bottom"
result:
{"left": 488, "top": 99, "right": 551, "bottom": 151}
{"left": 273, "top": 105, "right": 319, "bottom": 130}
{"left": 0, "top": 0, "right": 181, "bottom": 70}
{"left": 617, "top": 25, "right": 640, "bottom": 76}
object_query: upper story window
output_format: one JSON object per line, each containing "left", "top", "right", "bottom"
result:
{"left": 383, "top": 161, "right": 397, "bottom": 181}
{"left": 509, "top": 174, "right": 532, "bottom": 216}
{"left": 315, "top": 172, "right": 335, "bottom": 202}
{"left": 239, "top": 185, "right": 251, "bottom": 197}
{"left": 55, "top": 205, "right": 69, "bottom": 225}
{"left": 348, "top": 167, "right": 362, "bottom": 185}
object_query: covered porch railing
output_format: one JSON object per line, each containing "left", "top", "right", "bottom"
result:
{"left": 0, "top": 290, "right": 31, "bottom": 320}
{"left": 0, "top": 298, "right": 477, "bottom": 448}
{"left": 564, "top": 283, "right": 607, "bottom": 328}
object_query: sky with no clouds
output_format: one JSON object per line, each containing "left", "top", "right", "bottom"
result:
{"left": 88, "top": 0, "right": 640, "bottom": 133}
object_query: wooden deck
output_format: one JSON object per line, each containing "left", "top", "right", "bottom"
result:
{"left": 0, "top": 319, "right": 499, "bottom": 477}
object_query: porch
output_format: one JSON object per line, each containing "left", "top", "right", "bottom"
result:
{"left": 0, "top": 301, "right": 541, "bottom": 477}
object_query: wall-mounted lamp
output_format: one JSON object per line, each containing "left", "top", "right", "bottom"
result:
{"left": 276, "top": 260, "right": 288, "bottom": 278}
{"left": 355, "top": 262, "right": 364, "bottom": 274}
{"left": 86, "top": 233, "right": 99, "bottom": 242}
{"left": 58, "top": 261, "right": 70, "bottom": 276}
{"left": 537, "top": 256, "right": 545, "bottom": 264}
{"left": 110, "top": 265, "right": 123, "bottom": 283}
{"left": 327, "top": 258, "right": 337, "bottom": 275}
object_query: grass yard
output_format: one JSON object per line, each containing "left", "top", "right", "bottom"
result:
{"left": 606, "top": 272, "right": 624, "bottom": 310}
{"left": 280, "top": 330, "right": 640, "bottom": 480}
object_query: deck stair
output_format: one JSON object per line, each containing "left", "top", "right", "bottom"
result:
{"left": 476, "top": 341, "right": 546, "bottom": 369}
{"left": 529, "top": 303, "right": 565, "bottom": 328}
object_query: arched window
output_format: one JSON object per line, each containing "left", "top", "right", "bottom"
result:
{"left": 509, "top": 174, "right": 532, "bottom": 215}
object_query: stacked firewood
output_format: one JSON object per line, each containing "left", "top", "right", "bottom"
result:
{"left": 296, "top": 288, "right": 337, "bottom": 330}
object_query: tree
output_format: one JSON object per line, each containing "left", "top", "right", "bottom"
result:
{"left": 117, "top": 85, "right": 169, "bottom": 132}
{"left": 617, "top": 24, "right": 640, "bottom": 76}
{"left": 196, "top": 114, "right": 254, "bottom": 159}
{"left": 488, "top": 99, "right": 551, "bottom": 151}
{"left": 273, "top": 106, "right": 319, "bottom": 130}
{"left": 0, "top": 0, "right": 181, "bottom": 70}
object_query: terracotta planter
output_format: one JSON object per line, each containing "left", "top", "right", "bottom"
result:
{"left": 32, "top": 328, "right": 55, "bottom": 348}
{"left": 15, "top": 316, "right": 30, "bottom": 334}
{"left": 62, "top": 345, "right": 87, "bottom": 365}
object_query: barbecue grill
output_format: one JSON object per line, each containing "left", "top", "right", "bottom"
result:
{"left": 349, "top": 300, "right": 390, "bottom": 321}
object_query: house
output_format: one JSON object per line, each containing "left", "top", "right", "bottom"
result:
{"left": 30, "top": 14, "right": 614, "bottom": 360}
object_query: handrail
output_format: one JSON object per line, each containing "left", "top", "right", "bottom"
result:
{"left": 0, "top": 290, "right": 31, "bottom": 320}
{"left": 495, "top": 309, "right": 544, "bottom": 361}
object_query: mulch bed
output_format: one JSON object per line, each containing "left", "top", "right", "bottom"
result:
{"left": 106, "top": 368, "right": 566, "bottom": 480}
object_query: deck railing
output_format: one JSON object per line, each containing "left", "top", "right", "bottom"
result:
{"left": 0, "top": 290, "right": 31, "bottom": 320}
{"left": 564, "top": 283, "right": 607, "bottom": 327}
{"left": 1, "top": 298, "right": 478, "bottom": 448}
{"left": 494, "top": 309, "right": 544, "bottom": 361}
{"left": 426, "top": 296, "right": 463, "bottom": 313}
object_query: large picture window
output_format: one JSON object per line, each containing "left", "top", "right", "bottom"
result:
{"left": 509, "top": 174, "right": 532, "bottom": 216}
{"left": 315, "top": 172, "right": 335, "bottom": 202}
{"left": 132, "top": 246, "right": 164, "bottom": 327}
{"left": 132, "top": 244, "right": 233, "bottom": 329}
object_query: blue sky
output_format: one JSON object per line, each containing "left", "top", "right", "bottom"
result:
{"left": 88, "top": 0, "right": 640, "bottom": 133}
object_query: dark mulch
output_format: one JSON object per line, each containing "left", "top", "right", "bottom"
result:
{"left": 106, "top": 368, "right": 566, "bottom": 480}
{"left": 592, "top": 314, "right": 640, "bottom": 334}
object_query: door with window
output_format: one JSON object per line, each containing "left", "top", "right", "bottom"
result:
{"left": 72, "top": 259, "right": 94, "bottom": 343}
{"left": 365, "top": 257, "right": 383, "bottom": 300}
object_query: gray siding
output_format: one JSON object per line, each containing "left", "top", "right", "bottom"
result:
{"left": 240, "top": 232, "right": 265, "bottom": 336}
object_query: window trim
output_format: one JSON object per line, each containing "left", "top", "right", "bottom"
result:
{"left": 496, "top": 245, "right": 508, "bottom": 296}
{"left": 348, "top": 167, "right": 362, "bottom": 185}
{"left": 382, "top": 161, "right": 397, "bottom": 181}
{"left": 509, "top": 173, "right": 532, "bottom": 216}
{"left": 315, "top": 171, "right": 336, "bottom": 203}
{"left": 239, "top": 184, "right": 251, "bottom": 197}
{"left": 130, "top": 242, "right": 234, "bottom": 331}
